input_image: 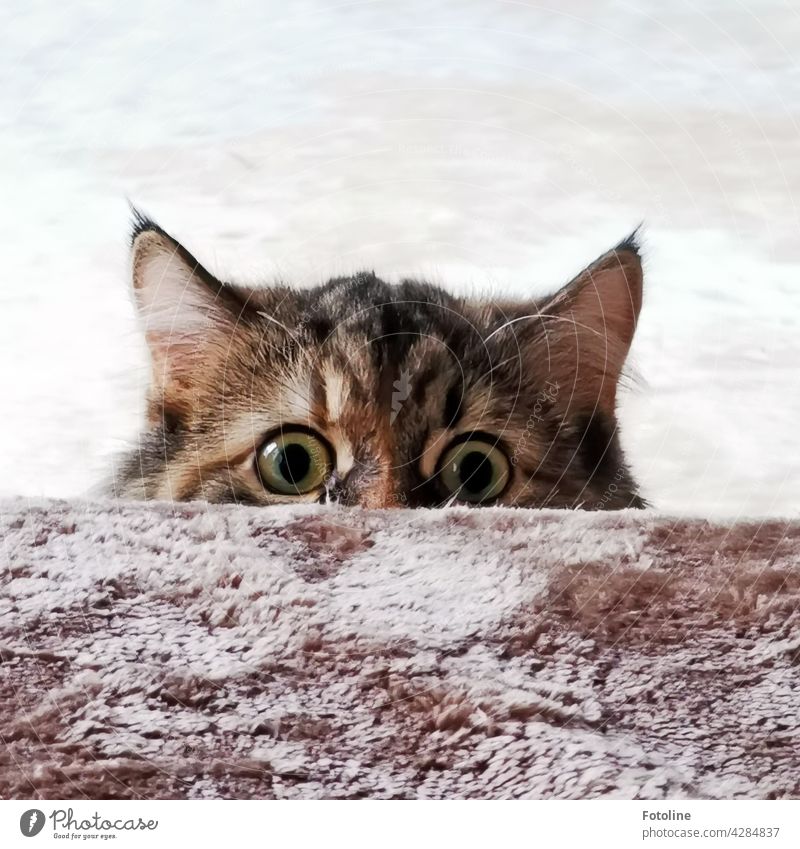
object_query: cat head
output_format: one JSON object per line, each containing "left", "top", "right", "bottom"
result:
{"left": 116, "top": 213, "right": 645, "bottom": 509}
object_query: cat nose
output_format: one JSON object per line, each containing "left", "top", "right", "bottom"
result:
{"left": 324, "top": 470, "right": 349, "bottom": 504}
{"left": 325, "top": 466, "right": 399, "bottom": 508}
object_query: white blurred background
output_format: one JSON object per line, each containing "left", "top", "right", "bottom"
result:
{"left": 1, "top": 0, "right": 799, "bottom": 516}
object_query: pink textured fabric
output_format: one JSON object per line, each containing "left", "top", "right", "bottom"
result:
{"left": 1, "top": 500, "right": 798, "bottom": 799}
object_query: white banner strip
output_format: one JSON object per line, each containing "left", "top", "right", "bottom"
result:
{"left": 2, "top": 799, "right": 799, "bottom": 848}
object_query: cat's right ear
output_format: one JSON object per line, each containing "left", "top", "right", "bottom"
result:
{"left": 532, "top": 234, "right": 644, "bottom": 416}
{"left": 130, "top": 213, "right": 250, "bottom": 422}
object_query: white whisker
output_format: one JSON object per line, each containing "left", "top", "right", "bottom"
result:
{"left": 257, "top": 311, "right": 298, "bottom": 340}
{"left": 483, "top": 312, "right": 606, "bottom": 344}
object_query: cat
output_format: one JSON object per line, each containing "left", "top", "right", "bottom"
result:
{"left": 113, "top": 212, "right": 646, "bottom": 509}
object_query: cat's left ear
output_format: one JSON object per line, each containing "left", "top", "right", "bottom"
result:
{"left": 534, "top": 234, "right": 643, "bottom": 415}
{"left": 129, "top": 212, "right": 253, "bottom": 422}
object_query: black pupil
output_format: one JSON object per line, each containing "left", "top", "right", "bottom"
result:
{"left": 278, "top": 443, "right": 311, "bottom": 484}
{"left": 459, "top": 451, "right": 493, "bottom": 494}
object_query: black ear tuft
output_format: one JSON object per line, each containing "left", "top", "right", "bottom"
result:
{"left": 127, "top": 205, "right": 216, "bottom": 290}
{"left": 128, "top": 203, "right": 170, "bottom": 247}
{"left": 614, "top": 225, "right": 644, "bottom": 257}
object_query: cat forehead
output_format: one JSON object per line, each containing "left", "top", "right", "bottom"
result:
{"left": 283, "top": 274, "right": 507, "bottom": 360}
{"left": 295, "top": 274, "right": 467, "bottom": 332}
{"left": 234, "top": 278, "right": 520, "bottom": 434}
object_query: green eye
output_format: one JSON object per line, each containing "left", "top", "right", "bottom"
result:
{"left": 438, "top": 438, "right": 510, "bottom": 503}
{"left": 257, "top": 430, "right": 333, "bottom": 495}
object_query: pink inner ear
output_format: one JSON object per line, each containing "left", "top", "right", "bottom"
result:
{"left": 130, "top": 231, "right": 240, "bottom": 422}
{"left": 132, "top": 231, "right": 231, "bottom": 356}
{"left": 536, "top": 246, "right": 643, "bottom": 415}
{"left": 573, "top": 255, "right": 642, "bottom": 350}
{"left": 135, "top": 260, "right": 219, "bottom": 332}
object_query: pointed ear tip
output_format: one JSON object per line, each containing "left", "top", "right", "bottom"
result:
{"left": 614, "top": 228, "right": 643, "bottom": 260}
{"left": 129, "top": 208, "right": 171, "bottom": 250}
{"left": 129, "top": 212, "right": 179, "bottom": 295}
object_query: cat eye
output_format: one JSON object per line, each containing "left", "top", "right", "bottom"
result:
{"left": 257, "top": 429, "right": 333, "bottom": 495}
{"left": 437, "top": 437, "right": 510, "bottom": 503}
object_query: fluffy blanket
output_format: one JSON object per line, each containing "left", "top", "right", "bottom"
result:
{"left": 1, "top": 500, "right": 799, "bottom": 800}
